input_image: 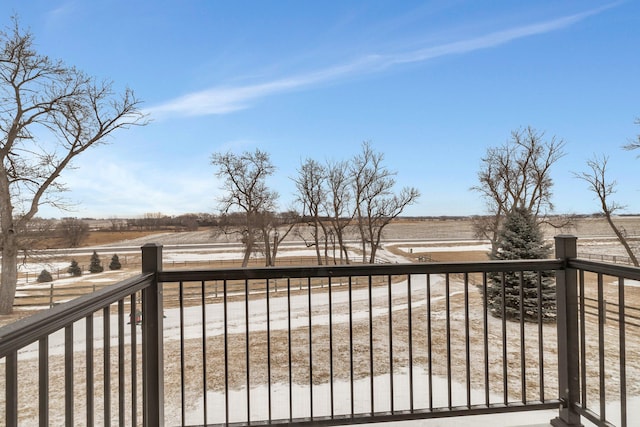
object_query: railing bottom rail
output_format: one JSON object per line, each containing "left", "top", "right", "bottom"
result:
{"left": 194, "top": 401, "right": 562, "bottom": 427}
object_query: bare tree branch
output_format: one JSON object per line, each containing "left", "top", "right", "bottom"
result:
{"left": 574, "top": 155, "right": 639, "bottom": 266}
{"left": 351, "top": 142, "right": 420, "bottom": 263}
{"left": 622, "top": 117, "right": 640, "bottom": 153}
{"left": 211, "top": 149, "right": 281, "bottom": 266}
{"left": 471, "top": 127, "right": 566, "bottom": 254}
{"left": 0, "top": 17, "right": 146, "bottom": 314}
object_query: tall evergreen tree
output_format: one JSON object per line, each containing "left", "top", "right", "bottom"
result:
{"left": 89, "top": 251, "right": 104, "bottom": 273}
{"left": 487, "top": 206, "right": 556, "bottom": 322}
{"left": 68, "top": 260, "right": 82, "bottom": 277}
{"left": 109, "top": 254, "right": 122, "bottom": 270}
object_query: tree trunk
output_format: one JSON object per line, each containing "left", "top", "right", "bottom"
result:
{"left": 369, "top": 226, "right": 385, "bottom": 264}
{"left": 262, "top": 231, "right": 272, "bottom": 267}
{"left": 357, "top": 218, "right": 367, "bottom": 263}
{"left": 312, "top": 222, "right": 322, "bottom": 265}
{"left": 271, "top": 237, "right": 279, "bottom": 266}
{"left": 0, "top": 230, "right": 18, "bottom": 314}
{"left": 242, "top": 233, "right": 253, "bottom": 267}
{"left": 605, "top": 213, "right": 640, "bottom": 267}
{"left": 335, "top": 229, "right": 349, "bottom": 264}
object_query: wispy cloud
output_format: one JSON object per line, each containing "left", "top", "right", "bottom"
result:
{"left": 145, "top": 5, "right": 614, "bottom": 119}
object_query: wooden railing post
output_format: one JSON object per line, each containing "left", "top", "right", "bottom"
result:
{"left": 551, "top": 235, "right": 583, "bottom": 427}
{"left": 141, "top": 243, "right": 164, "bottom": 427}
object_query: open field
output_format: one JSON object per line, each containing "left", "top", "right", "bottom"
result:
{"left": 1, "top": 217, "right": 639, "bottom": 424}
{"left": 44, "top": 215, "right": 640, "bottom": 248}
{"left": 5, "top": 215, "right": 640, "bottom": 317}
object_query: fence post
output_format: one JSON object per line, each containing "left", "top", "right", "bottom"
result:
{"left": 49, "top": 283, "right": 54, "bottom": 308}
{"left": 141, "top": 243, "right": 164, "bottom": 427}
{"left": 551, "top": 235, "right": 583, "bottom": 427}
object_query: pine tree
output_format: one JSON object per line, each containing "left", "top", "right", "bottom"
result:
{"left": 37, "top": 269, "right": 53, "bottom": 283}
{"left": 89, "top": 251, "right": 104, "bottom": 273}
{"left": 68, "top": 259, "right": 82, "bottom": 277}
{"left": 109, "top": 254, "right": 122, "bottom": 270}
{"left": 487, "top": 206, "right": 556, "bottom": 322}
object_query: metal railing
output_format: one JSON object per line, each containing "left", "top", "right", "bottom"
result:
{"left": 0, "top": 244, "right": 163, "bottom": 426}
{"left": 0, "top": 236, "right": 637, "bottom": 426}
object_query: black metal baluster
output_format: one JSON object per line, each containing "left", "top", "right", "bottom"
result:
{"left": 618, "top": 276, "right": 627, "bottom": 427}
{"left": 427, "top": 274, "right": 433, "bottom": 410}
{"left": 537, "top": 272, "right": 544, "bottom": 402}
{"left": 287, "top": 277, "right": 293, "bottom": 421}
{"left": 266, "top": 278, "right": 272, "bottom": 422}
{"left": 224, "top": 280, "right": 230, "bottom": 425}
{"left": 201, "top": 280, "right": 208, "bottom": 424}
{"left": 6, "top": 350, "right": 17, "bottom": 426}
{"left": 368, "top": 275, "right": 374, "bottom": 414}
{"left": 501, "top": 272, "right": 508, "bottom": 404}
{"left": 86, "top": 314, "right": 94, "bottom": 425}
{"left": 179, "top": 282, "right": 186, "bottom": 426}
{"left": 597, "top": 273, "right": 606, "bottom": 421}
{"left": 39, "top": 336, "right": 49, "bottom": 427}
{"left": 308, "top": 277, "right": 314, "bottom": 419}
{"left": 328, "top": 276, "right": 334, "bottom": 418}
{"left": 388, "top": 274, "right": 394, "bottom": 413}
{"left": 118, "top": 300, "right": 125, "bottom": 427}
{"left": 407, "top": 274, "right": 414, "bottom": 412}
{"left": 519, "top": 271, "right": 526, "bottom": 404}
{"left": 482, "top": 273, "right": 489, "bottom": 407}
{"left": 245, "top": 279, "right": 251, "bottom": 423}
{"left": 349, "top": 276, "right": 355, "bottom": 417}
{"left": 103, "top": 306, "right": 111, "bottom": 425}
{"left": 130, "top": 294, "right": 137, "bottom": 426}
{"left": 445, "top": 274, "right": 452, "bottom": 408}
{"left": 464, "top": 273, "right": 471, "bottom": 408}
{"left": 65, "top": 325, "right": 73, "bottom": 427}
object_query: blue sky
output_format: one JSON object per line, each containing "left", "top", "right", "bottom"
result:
{"left": 3, "top": 1, "right": 640, "bottom": 218}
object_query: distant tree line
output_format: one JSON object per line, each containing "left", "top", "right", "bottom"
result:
{"left": 120, "top": 213, "right": 218, "bottom": 231}
{"left": 12, "top": 213, "right": 221, "bottom": 249}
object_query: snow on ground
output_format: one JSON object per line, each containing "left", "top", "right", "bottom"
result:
{"left": 397, "top": 243, "right": 492, "bottom": 253}
{"left": 15, "top": 273, "right": 449, "bottom": 360}
{"left": 17, "top": 261, "right": 69, "bottom": 274}
{"left": 182, "top": 368, "right": 563, "bottom": 426}
{"left": 15, "top": 269, "right": 134, "bottom": 293}
{"left": 182, "top": 368, "right": 638, "bottom": 426}
{"left": 164, "top": 248, "right": 363, "bottom": 262}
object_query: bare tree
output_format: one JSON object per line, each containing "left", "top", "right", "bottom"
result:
{"left": 293, "top": 158, "right": 328, "bottom": 264}
{"left": 211, "top": 149, "right": 279, "bottom": 267}
{"left": 56, "top": 217, "right": 90, "bottom": 248}
{"left": 0, "top": 18, "right": 145, "bottom": 314}
{"left": 575, "top": 155, "right": 639, "bottom": 266}
{"left": 256, "top": 210, "right": 297, "bottom": 266}
{"left": 324, "top": 159, "right": 353, "bottom": 264}
{"left": 472, "top": 127, "right": 565, "bottom": 254}
{"left": 351, "top": 142, "right": 420, "bottom": 263}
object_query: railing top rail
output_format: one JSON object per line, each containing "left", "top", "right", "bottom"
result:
{"left": 0, "top": 272, "right": 154, "bottom": 358}
{"left": 158, "top": 258, "right": 564, "bottom": 282}
{"left": 570, "top": 257, "right": 640, "bottom": 280}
